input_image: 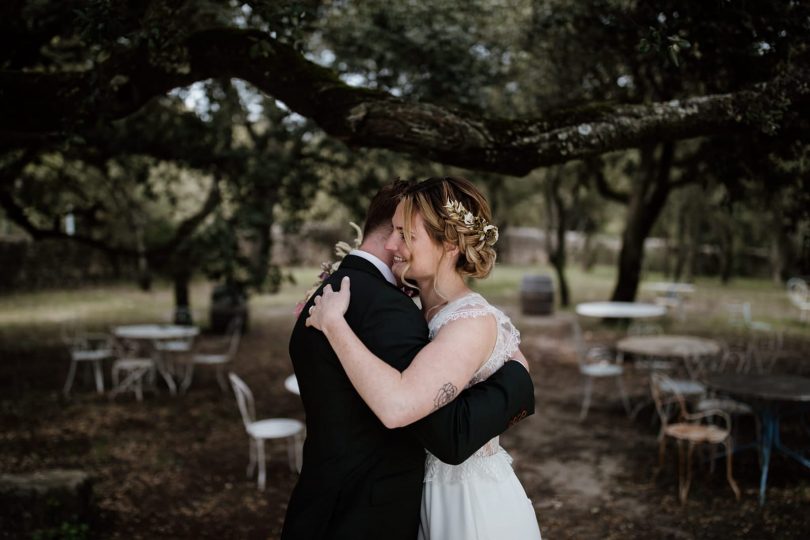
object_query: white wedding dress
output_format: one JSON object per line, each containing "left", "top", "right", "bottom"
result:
{"left": 418, "top": 293, "right": 542, "bottom": 540}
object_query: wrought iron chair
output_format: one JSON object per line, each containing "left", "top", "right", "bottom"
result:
{"left": 228, "top": 373, "right": 304, "bottom": 490}
{"left": 109, "top": 339, "right": 155, "bottom": 402}
{"left": 63, "top": 331, "right": 114, "bottom": 397}
{"left": 181, "top": 317, "right": 242, "bottom": 393}
{"left": 573, "top": 320, "right": 631, "bottom": 421}
{"left": 651, "top": 372, "right": 740, "bottom": 504}
{"left": 787, "top": 278, "right": 810, "bottom": 323}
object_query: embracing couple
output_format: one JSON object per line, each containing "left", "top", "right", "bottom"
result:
{"left": 282, "top": 177, "right": 542, "bottom": 539}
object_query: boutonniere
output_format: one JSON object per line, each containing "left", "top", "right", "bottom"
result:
{"left": 294, "top": 222, "right": 363, "bottom": 317}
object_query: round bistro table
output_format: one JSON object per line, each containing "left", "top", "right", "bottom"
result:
{"left": 707, "top": 373, "right": 810, "bottom": 505}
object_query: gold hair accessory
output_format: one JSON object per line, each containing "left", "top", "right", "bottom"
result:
{"left": 443, "top": 199, "right": 499, "bottom": 246}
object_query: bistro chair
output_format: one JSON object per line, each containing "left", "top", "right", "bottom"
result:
{"left": 228, "top": 373, "right": 304, "bottom": 490}
{"left": 109, "top": 339, "right": 155, "bottom": 402}
{"left": 689, "top": 349, "right": 754, "bottom": 418}
{"left": 181, "top": 317, "right": 242, "bottom": 393}
{"left": 651, "top": 372, "right": 741, "bottom": 504}
{"left": 787, "top": 278, "right": 810, "bottom": 323}
{"left": 626, "top": 321, "right": 674, "bottom": 373}
{"left": 573, "top": 320, "right": 631, "bottom": 421}
{"left": 153, "top": 333, "right": 196, "bottom": 393}
{"left": 63, "top": 331, "right": 114, "bottom": 397}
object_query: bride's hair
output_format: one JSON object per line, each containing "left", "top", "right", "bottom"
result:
{"left": 399, "top": 176, "right": 497, "bottom": 282}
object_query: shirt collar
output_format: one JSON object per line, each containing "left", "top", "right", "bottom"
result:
{"left": 350, "top": 249, "right": 397, "bottom": 286}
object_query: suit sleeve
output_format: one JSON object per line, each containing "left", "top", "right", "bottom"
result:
{"left": 362, "top": 295, "right": 535, "bottom": 466}
{"left": 407, "top": 362, "right": 535, "bottom": 465}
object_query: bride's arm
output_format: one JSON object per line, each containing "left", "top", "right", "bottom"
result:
{"left": 307, "top": 276, "right": 496, "bottom": 429}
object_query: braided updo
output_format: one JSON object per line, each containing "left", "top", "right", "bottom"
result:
{"left": 400, "top": 176, "right": 498, "bottom": 280}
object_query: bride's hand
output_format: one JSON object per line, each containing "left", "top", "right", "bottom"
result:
{"left": 305, "top": 276, "right": 352, "bottom": 332}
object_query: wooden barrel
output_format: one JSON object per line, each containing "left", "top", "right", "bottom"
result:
{"left": 520, "top": 275, "right": 554, "bottom": 315}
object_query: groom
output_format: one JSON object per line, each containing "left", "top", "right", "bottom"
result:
{"left": 282, "top": 181, "right": 535, "bottom": 540}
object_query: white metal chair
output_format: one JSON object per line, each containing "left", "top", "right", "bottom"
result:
{"left": 653, "top": 288, "right": 687, "bottom": 321}
{"left": 573, "top": 321, "right": 631, "bottom": 421}
{"left": 63, "top": 332, "right": 114, "bottom": 397}
{"left": 181, "top": 318, "right": 241, "bottom": 393}
{"left": 109, "top": 339, "right": 155, "bottom": 402}
{"left": 651, "top": 373, "right": 740, "bottom": 504}
{"left": 228, "top": 373, "right": 304, "bottom": 490}
{"left": 787, "top": 278, "right": 810, "bottom": 322}
{"left": 153, "top": 333, "right": 196, "bottom": 395}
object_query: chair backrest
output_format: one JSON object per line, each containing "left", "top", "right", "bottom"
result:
{"left": 572, "top": 318, "right": 614, "bottom": 367}
{"left": 226, "top": 317, "right": 243, "bottom": 359}
{"left": 726, "top": 301, "right": 752, "bottom": 327}
{"left": 650, "top": 373, "right": 687, "bottom": 428}
{"left": 709, "top": 347, "right": 745, "bottom": 374}
{"left": 229, "top": 372, "right": 256, "bottom": 430}
{"left": 627, "top": 321, "right": 663, "bottom": 336}
{"left": 680, "top": 348, "right": 706, "bottom": 381}
{"left": 787, "top": 278, "right": 809, "bottom": 307}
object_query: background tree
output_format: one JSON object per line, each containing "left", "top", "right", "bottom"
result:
{"left": 1, "top": 0, "right": 808, "bottom": 304}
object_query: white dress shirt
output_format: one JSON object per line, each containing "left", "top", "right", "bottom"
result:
{"left": 349, "top": 249, "right": 397, "bottom": 286}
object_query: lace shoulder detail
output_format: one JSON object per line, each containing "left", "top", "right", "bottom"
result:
{"left": 428, "top": 293, "right": 521, "bottom": 386}
{"left": 427, "top": 293, "right": 493, "bottom": 337}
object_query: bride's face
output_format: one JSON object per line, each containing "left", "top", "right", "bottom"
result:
{"left": 385, "top": 201, "right": 444, "bottom": 283}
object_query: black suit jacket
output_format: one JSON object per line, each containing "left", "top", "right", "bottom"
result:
{"left": 281, "top": 255, "right": 534, "bottom": 540}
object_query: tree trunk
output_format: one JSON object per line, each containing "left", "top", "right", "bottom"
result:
{"left": 544, "top": 167, "right": 570, "bottom": 307}
{"left": 250, "top": 182, "right": 279, "bottom": 292}
{"left": 173, "top": 269, "right": 193, "bottom": 325}
{"left": 719, "top": 219, "right": 734, "bottom": 284}
{"left": 672, "top": 200, "right": 689, "bottom": 281}
{"left": 610, "top": 143, "right": 675, "bottom": 301}
{"left": 770, "top": 207, "right": 794, "bottom": 284}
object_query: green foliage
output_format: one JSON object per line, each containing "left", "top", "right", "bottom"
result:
{"left": 31, "top": 521, "right": 90, "bottom": 540}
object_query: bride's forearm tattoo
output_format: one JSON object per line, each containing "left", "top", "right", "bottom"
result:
{"left": 433, "top": 382, "right": 458, "bottom": 410}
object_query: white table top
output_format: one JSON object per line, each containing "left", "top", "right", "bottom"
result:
{"left": 643, "top": 282, "right": 696, "bottom": 294}
{"left": 575, "top": 302, "right": 667, "bottom": 319}
{"left": 616, "top": 335, "right": 721, "bottom": 358}
{"left": 113, "top": 324, "right": 199, "bottom": 340}
{"left": 284, "top": 374, "right": 300, "bottom": 395}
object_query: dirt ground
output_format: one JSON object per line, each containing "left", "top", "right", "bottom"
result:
{"left": 2, "top": 305, "right": 810, "bottom": 539}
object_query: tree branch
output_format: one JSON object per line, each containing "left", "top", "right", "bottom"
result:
{"left": 588, "top": 158, "right": 629, "bottom": 204}
{"left": 2, "top": 28, "right": 808, "bottom": 175}
{"left": 0, "top": 188, "right": 136, "bottom": 256}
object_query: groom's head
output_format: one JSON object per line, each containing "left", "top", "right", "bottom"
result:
{"left": 360, "top": 180, "right": 412, "bottom": 264}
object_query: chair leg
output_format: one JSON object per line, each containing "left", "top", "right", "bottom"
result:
{"left": 653, "top": 436, "right": 667, "bottom": 481}
{"left": 93, "top": 360, "right": 105, "bottom": 394}
{"left": 725, "top": 440, "right": 741, "bottom": 500}
{"left": 256, "top": 439, "right": 266, "bottom": 491}
{"left": 135, "top": 373, "right": 143, "bottom": 402}
{"left": 181, "top": 363, "right": 195, "bottom": 394}
{"left": 216, "top": 365, "right": 228, "bottom": 392}
{"left": 287, "top": 438, "right": 297, "bottom": 472}
{"left": 616, "top": 375, "right": 631, "bottom": 416}
{"left": 678, "top": 440, "right": 695, "bottom": 504}
{"left": 63, "top": 359, "right": 78, "bottom": 397}
{"left": 295, "top": 433, "right": 303, "bottom": 473}
{"left": 580, "top": 377, "right": 593, "bottom": 421}
{"left": 247, "top": 439, "right": 257, "bottom": 477}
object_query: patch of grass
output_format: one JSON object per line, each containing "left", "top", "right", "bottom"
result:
{"left": 1, "top": 264, "right": 806, "bottom": 350}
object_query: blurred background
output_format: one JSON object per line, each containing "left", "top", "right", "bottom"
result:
{"left": 1, "top": 1, "right": 809, "bottom": 539}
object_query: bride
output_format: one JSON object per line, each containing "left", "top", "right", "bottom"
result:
{"left": 306, "top": 176, "right": 542, "bottom": 539}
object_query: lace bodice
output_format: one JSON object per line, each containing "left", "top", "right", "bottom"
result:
{"left": 424, "top": 292, "right": 521, "bottom": 483}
